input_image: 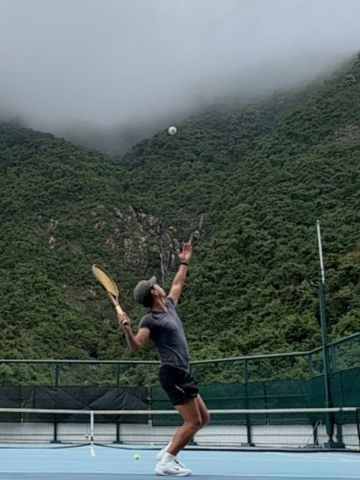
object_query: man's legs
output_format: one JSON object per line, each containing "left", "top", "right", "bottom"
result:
{"left": 196, "top": 394, "right": 211, "bottom": 427}
{"left": 166, "top": 395, "right": 210, "bottom": 456}
{"left": 156, "top": 366, "right": 209, "bottom": 475}
{"left": 155, "top": 395, "right": 210, "bottom": 474}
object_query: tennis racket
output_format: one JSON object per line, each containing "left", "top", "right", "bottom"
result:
{"left": 91, "top": 264, "right": 129, "bottom": 325}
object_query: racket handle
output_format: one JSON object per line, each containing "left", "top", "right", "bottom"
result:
{"left": 115, "top": 305, "right": 129, "bottom": 326}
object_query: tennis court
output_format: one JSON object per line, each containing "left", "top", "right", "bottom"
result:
{"left": 0, "top": 407, "right": 359, "bottom": 479}
{"left": 1, "top": 445, "right": 360, "bottom": 479}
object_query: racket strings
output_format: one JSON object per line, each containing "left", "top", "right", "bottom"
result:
{"left": 93, "top": 267, "right": 118, "bottom": 296}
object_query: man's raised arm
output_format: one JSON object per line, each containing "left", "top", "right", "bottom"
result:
{"left": 169, "top": 243, "right": 193, "bottom": 306}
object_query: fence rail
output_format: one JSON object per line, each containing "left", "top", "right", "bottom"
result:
{"left": 0, "top": 332, "right": 359, "bottom": 387}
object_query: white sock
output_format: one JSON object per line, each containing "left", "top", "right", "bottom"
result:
{"left": 161, "top": 452, "right": 175, "bottom": 464}
{"left": 160, "top": 441, "right": 172, "bottom": 456}
{"left": 159, "top": 441, "right": 172, "bottom": 456}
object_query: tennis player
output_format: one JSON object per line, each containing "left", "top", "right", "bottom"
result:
{"left": 110, "top": 242, "right": 209, "bottom": 476}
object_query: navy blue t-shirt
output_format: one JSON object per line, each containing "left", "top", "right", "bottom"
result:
{"left": 139, "top": 297, "right": 190, "bottom": 372}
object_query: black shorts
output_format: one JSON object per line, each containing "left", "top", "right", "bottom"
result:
{"left": 159, "top": 365, "right": 199, "bottom": 406}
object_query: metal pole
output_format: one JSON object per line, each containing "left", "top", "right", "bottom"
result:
{"left": 316, "top": 220, "right": 325, "bottom": 285}
{"left": 52, "top": 363, "right": 59, "bottom": 443}
{"left": 318, "top": 282, "right": 333, "bottom": 426}
{"left": 308, "top": 353, "right": 314, "bottom": 380}
{"left": 243, "top": 360, "right": 253, "bottom": 446}
{"left": 114, "top": 363, "right": 121, "bottom": 443}
{"left": 90, "top": 411, "right": 95, "bottom": 444}
{"left": 51, "top": 363, "right": 60, "bottom": 443}
{"left": 115, "top": 363, "right": 120, "bottom": 388}
{"left": 54, "top": 363, "right": 59, "bottom": 387}
{"left": 316, "top": 221, "right": 344, "bottom": 448}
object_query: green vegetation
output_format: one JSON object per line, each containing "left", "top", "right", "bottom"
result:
{"left": 1, "top": 55, "right": 360, "bottom": 385}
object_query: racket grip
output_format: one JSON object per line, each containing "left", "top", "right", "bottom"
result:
{"left": 115, "top": 305, "right": 129, "bottom": 326}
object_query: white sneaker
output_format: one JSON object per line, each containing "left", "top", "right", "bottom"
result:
{"left": 155, "top": 458, "right": 192, "bottom": 476}
{"left": 156, "top": 447, "right": 187, "bottom": 468}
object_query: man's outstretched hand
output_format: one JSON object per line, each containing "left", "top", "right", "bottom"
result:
{"left": 178, "top": 242, "right": 192, "bottom": 263}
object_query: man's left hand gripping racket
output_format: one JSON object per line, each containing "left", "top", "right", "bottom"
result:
{"left": 91, "top": 264, "right": 129, "bottom": 326}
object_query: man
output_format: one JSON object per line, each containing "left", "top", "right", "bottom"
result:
{"left": 110, "top": 242, "right": 210, "bottom": 476}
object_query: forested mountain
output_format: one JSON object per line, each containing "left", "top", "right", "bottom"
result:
{"left": 1, "top": 54, "right": 360, "bottom": 370}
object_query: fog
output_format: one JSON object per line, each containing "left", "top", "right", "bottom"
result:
{"left": 1, "top": 0, "right": 360, "bottom": 143}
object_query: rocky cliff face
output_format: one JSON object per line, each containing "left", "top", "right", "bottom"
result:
{"left": 335, "top": 124, "right": 360, "bottom": 143}
{"left": 91, "top": 205, "right": 203, "bottom": 284}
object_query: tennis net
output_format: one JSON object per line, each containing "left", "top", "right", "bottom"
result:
{"left": 0, "top": 407, "right": 358, "bottom": 450}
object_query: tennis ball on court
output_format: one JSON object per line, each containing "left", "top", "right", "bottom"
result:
{"left": 134, "top": 453, "right": 140, "bottom": 461}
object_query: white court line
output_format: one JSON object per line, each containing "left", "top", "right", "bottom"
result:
{"left": 266, "top": 454, "right": 360, "bottom": 463}
{"left": 267, "top": 452, "right": 360, "bottom": 460}
{"left": 184, "top": 454, "right": 359, "bottom": 464}
{"left": 90, "top": 443, "right": 96, "bottom": 457}
{"left": 0, "top": 473, "right": 359, "bottom": 479}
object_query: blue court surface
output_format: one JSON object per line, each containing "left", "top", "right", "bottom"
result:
{"left": 0, "top": 446, "right": 360, "bottom": 480}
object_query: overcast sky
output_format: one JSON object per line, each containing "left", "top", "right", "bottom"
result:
{"left": 1, "top": 0, "right": 360, "bottom": 133}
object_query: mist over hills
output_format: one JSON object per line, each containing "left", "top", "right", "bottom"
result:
{"left": 0, "top": 52, "right": 360, "bottom": 387}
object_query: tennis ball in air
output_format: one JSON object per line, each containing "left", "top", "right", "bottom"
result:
{"left": 168, "top": 126, "right": 177, "bottom": 135}
{"left": 134, "top": 453, "right": 140, "bottom": 461}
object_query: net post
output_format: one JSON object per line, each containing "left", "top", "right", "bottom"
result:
{"left": 313, "top": 420, "right": 319, "bottom": 447}
{"left": 90, "top": 411, "right": 94, "bottom": 444}
{"left": 113, "top": 413, "right": 122, "bottom": 444}
{"left": 336, "top": 420, "right": 344, "bottom": 446}
{"left": 356, "top": 409, "right": 360, "bottom": 447}
{"left": 51, "top": 419, "right": 58, "bottom": 444}
{"left": 243, "top": 360, "right": 254, "bottom": 446}
{"left": 113, "top": 363, "right": 121, "bottom": 443}
{"left": 51, "top": 365, "right": 61, "bottom": 444}
{"left": 115, "top": 423, "right": 121, "bottom": 443}
{"left": 50, "top": 412, "right": 61, "bottom": 444}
